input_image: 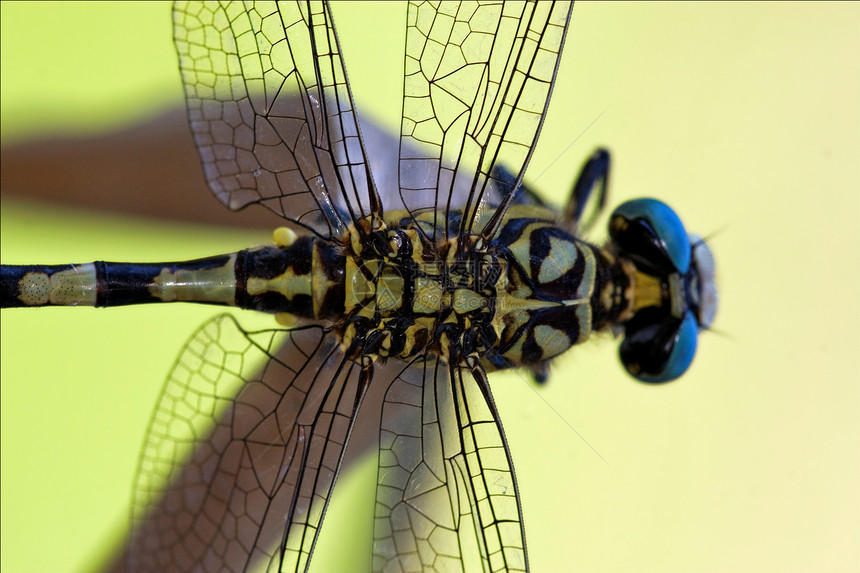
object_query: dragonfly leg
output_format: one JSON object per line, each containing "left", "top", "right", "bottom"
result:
{"left": 490, "top": 164, "right": 549, "bottom": 208}
{"left": 530, "top": 361, "right": 551, "bottom": 385}
{"left": 563, "top": 148, "right": 611, "bottom": 232}
{"left": 354, "top": 357, "right": 374, "bottom": 413}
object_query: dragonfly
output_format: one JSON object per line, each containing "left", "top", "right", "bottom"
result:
{"left": 1, "top": 2, "right": 717, "bottom": 572}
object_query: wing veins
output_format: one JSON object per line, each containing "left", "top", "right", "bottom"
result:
{"left": 477, "top": 5, "right": 571, "bottom": 241}
{"left": 450, "top": 365, "right": 498, "bottom": 571}
{"left": 460, "top": 3, "right": 548, "bottom": 239}
{"left": 459, "top": 6, "right": 536, "bottom": 232}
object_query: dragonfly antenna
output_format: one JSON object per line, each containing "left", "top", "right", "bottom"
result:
{"left": 531, "top": 106, "right": 610, "bottom": 185}
{"left": 514, "top": 370, "right": 610, "bottom": 467}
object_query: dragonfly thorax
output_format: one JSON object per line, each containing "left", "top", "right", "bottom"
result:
{"left": 332, "top": 208, "right": 637, "bottom": 376}
{"left": 338, "top": 217, "right": 503, "bottom": 366}
{"left": 487, "top": 212, "right": 635, "bottom": 373}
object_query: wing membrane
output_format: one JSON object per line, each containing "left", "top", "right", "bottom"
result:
{"left": 399, "top": 1, "right": 572, "bottom": 241}
{"left": 124, "top": 315, "right": 365, "bottom": 573}
{"left": 374, "top": 358, "right": 527, "bottom": 573}
{"left": 173, "top": 1, "right": 377, "bottom": 240}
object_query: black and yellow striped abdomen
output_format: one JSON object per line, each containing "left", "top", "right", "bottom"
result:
{"left": 0, "top": 235, "right": 345, "bottom": 320}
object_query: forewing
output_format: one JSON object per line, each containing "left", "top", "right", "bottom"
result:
{"left": 125, "top": 315, "right": 364, "bottom": 573}
{"left": 399, "top": 1, "right": 572, "bottom": 241}
{"left": 173, "top": 1, "right": 376, "bottom": 240}
{"left": 374, "top": 358, "right": 527, "bottom": 573}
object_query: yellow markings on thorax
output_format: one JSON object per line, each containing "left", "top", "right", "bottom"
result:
{"left": 569, "top": 245, "right": 596, "bottom": 340}
{"left": 345, "top": 259, "right": 408, "bottom": 316}
{"left": 574, "top": 243, "right": 596, "bottom": 299}
{"left": 377, "top": 266, "right": 404, "bottom": 312}
{"left": 494, "top": 230, "right": 602, "bottom": 360}
{"left": 453, "top": 289, "right": 487, "bottom": 314}
{"left": 572, "top": 302, "right": 593, "bottom": 343}
{"left": 17, "top": 265, "right": 98, "bottom": 306}
{"left": 533, "top": 324, "right": 571, "bottom": 359}
{"left": 506, "top": 222, "right": 542, "bottom": 275}
{"left": 538, "top": 235, "right": 575, "bottom": 283}
{"left": 405, "top": 315, "right": 435, "bottom": 344}
{"left": 345, "top": 256, "right": 377, "bottom": 318}
{"left": 413, "top": 277, "right": 443, "bottom": 314}
{"left": 151, "top": 255, "right": 237, "bottom": 304}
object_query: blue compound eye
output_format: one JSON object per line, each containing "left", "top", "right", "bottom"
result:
{"left": 619, "top": 310, "right": 699, "bottom": 383}
{"left": 609, "top": 198, "right": 691, "bottom": 274}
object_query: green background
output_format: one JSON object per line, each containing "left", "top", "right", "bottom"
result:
{"left": 2, "top": 2, "right": 858, "bottom": 572}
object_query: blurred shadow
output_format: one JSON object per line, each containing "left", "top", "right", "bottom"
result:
{"left": 1, "top": 107, "right": 284, "bottom": 230}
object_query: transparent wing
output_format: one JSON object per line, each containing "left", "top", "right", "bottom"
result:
{"left": 374, "top": 358, "right": 527, "bottom": 573}
{"left": 173, "top": 1, "right": 378, "bottom": 241}
{"left": 399, "top": 1, "right": 572, "bottom": 241}
{"left": 125, "top": 315, "right": 365, "bottom": 573}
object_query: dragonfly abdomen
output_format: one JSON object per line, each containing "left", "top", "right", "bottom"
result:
{"left": 0, "top": 257, "right": 240, "bottom": 308}
{"left": 239, "top": 237, "right": 345, "bottom": 319}
{"left": 0, "top": 236, "right": 347, "bottom": 319}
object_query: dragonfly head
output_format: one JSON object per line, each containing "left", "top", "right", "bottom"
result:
{"left": 609, "top": 198, "right": 718, "bottom": 383}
